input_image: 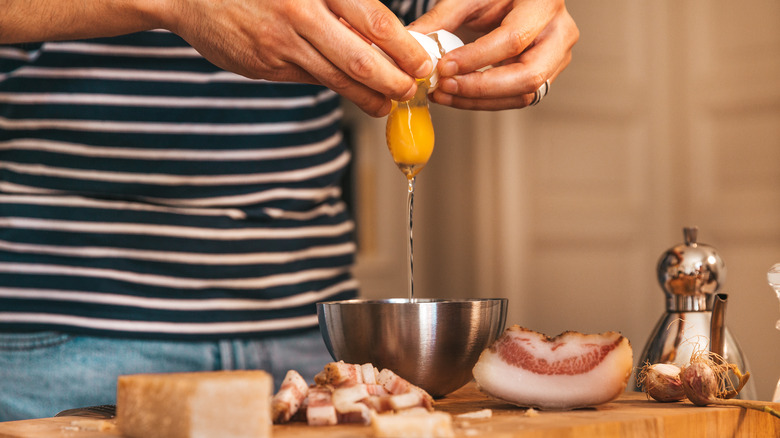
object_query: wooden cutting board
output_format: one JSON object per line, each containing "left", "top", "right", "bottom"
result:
{"left": 1, "top": 383, "right": 778, "bottom": 438}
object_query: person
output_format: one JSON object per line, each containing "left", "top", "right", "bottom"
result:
{"left": 0, "top": 0, "right": 578, "bottom": 421}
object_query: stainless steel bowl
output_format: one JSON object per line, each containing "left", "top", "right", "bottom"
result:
{"left": 317, "top": 298, "right": 507, "bottom": 397}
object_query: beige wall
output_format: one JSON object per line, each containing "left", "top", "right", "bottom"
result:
{"left": 350, "top": 0, "right": 780, "bottom": 400}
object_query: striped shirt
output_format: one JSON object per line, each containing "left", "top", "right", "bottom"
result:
{"left": 0, "top": 1, "right": 433, "bottom": 339}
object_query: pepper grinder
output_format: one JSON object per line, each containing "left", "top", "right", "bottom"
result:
{"left": 635, "top": 226, "right": 756, "bottom": 399}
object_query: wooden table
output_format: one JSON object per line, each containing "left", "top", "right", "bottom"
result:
{"left": 2, "top": 383, "right": 779, "bottom": 437}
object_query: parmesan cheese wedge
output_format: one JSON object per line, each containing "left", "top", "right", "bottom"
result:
{"left": 371, "top": 411, "right": 454, "bottom": 438}
{"left": 116, "top": 370, "right": 272, "bottom": 438}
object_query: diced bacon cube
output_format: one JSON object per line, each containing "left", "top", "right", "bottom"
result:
{"left": 337, "top": 409, "right": 371, "bottom": 425}
{"left": 314, "top": 361, "right": 363, "bottom": 387}
{"left": 306, "top": 386, "right": 337, "bottom": 426}
{"left": 377, "top": 369, "right": 434, "bottom": 410}
{"left": 332, "top": 384, "right": 369, "bottom": 412}
{"left": 291, "top": 362, "right": 437, "bottom": 427}
{"left": 389, "top": 390, "right": 424, "bottom": 411}
{"left": 360, "top": 363, "right": 378, "bottom": 384}
{"left": 290, "top": 396, "right": 308, "bottom": 422}
{"left": 362, "top": 395, "right": 394, "bottom": 413}
{"left": 376, "top": 368, "right": 412, "bottom": 394}
{"left": 365, "top": 384, "right": 389, "bottom": 397}
{"left": 271, "top": 370, "right": 309, "bottom": 424}
{"left": 377, "top": 369, "right": 410, "bottom": 394}
{"left": 416, "top": 387, "right": 435, "bottom": 411}
{"left": 332, "top": 384, "right": 371, "bottom": 425}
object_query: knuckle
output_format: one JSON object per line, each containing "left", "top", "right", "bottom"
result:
{"left": 347, "top": 51, "right": 377, "bottom": 81}
{"left": 422, "top": 8, "right": 443, "bottom": 25}
{"left": 262, "top": 64, "right": 289, "bottom": 81}
{"left": 506, "top": 30, "right": 530, "bottom": 55}
{"left": 563, "top": 7, "right": 580, "bottom": 37}
{"left": 365, "top": 98, "right": 391, "bottom": 118}
{"left": 282, "top": 0, "right": 305, "bottom": 19}
{"left": 327, "top": 71, "right": 354, "bottom": 92}
{"left": 390, "top": 77, "right": 415, "bottom": 98}
{"left": 363, "top": 9, "right": 397, "bottom": 42}
{"left": 261, "top": 53, "right": 287, "bottom": 71}
{"left": 456, "top": 73, "right": 485, "bottom": 98}
{"left": 571, "top": 23, "right": 581, "bottom": 46}
{"left": 474, "top": 79, "right": 490, "bottom": 98}
{"left": 350, "top": 92, "right": 387, "bottom": 117}
{"left": 528, "top": 72, "right": 546, "bottom": 93}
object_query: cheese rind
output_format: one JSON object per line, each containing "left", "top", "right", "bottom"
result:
{"left": 116, "top": 370, "right": 272, "bottom": 438}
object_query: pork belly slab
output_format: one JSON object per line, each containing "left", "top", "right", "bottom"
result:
{"left": 472, "top": 326, "right": 634, "bottom": 410}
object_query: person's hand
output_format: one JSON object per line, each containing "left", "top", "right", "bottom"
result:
{"left": 165, "top": 0, "right": 433, "bottom": 116}
{"left": 407, "top": 0, "right": 578, "bottom": 110}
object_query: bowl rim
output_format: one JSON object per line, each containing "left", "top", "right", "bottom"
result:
{"left": 317, "top": 298, "right": 508, "bottom": 306}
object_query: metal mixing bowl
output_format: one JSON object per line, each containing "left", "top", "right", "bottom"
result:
{"left": 316, "top": 298, "right": 508, "bottom": 397}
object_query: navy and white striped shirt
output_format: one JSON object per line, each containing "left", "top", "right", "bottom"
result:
{"left": 0, "top": 1, "right": 433, "bottom": 338}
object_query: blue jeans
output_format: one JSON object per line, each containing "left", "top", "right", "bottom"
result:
{"left": 0, "top": 329, "right": 333, "bottom": 421}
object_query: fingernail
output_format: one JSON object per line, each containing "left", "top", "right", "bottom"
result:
{"left": 440, "top": 61, "right": 457, "bottom": 77}
{"left": 400, "top": 84, "right": 416, "bottom": 101}
{"left": 415, "top": 59, "right": 433, "bottom": 79}
{"left": 440, "top": 77, "right": 458, "bottom": 94}
{"left": 376, "top": 100, "right": 392, "bottom": 117}
{"left": 432, "top": 91, "right": 452, "bottom": 106}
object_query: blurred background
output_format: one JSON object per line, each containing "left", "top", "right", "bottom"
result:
{"left": 346, "top": 1, "right": 780, "bottom": 400}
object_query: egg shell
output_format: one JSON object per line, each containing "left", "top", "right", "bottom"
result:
{"left": 372, "top": 29, "right": 464, "bottom": 93}
{"left": 426, "top": 30, "right": 464, "bottom": 55}
{"left": 423, "top": 30, "right": 464, "bottom": 91}
{"left": 408, "top": 30, "right": 441, "bottom": 65}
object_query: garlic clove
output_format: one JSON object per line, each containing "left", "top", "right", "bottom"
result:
{"left": 639, "top": 363, "right": 686, "bottom": 402}
{"left": 680, "top": 361, "right": 719, "bottom": 406}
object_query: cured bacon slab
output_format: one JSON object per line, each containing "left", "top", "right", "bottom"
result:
{"left": 472, "top": 326, "right": 633, "bottom": 410}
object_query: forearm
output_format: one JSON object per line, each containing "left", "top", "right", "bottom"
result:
{"left": 0, "top": 0, "right": 170, "bottom": 44}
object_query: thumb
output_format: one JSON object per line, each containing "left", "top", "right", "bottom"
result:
{"left": 406, "top": 0, "right": 467, "bottom": 34}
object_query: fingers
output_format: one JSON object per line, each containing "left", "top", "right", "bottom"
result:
{"left": 436, "top": 4, "right": 554, "bottom": 78}
{"left": 431, "top": 9, "right": 578, "bottom": 111}
{"left": 280, "top": 29, "right": 393, "bottom": 117}
{"left": 437, "top": 13, "right": 571, "bottom": 99}
{"left": 431, "top": 52, "right": 570, "bottom": 110}
{"left": 303, "top": 55, "right": 394, "bottom": 117}
{"left": 330, "top": 0, "right": 433, "bottom": 79}
{"left": 406, "top": 0, "right": 473, "bottom": 35}
{"left": 294, "top": 5, "right": 417, "bottom": 102}
{"left": 170, "top": 0, "right": 421, "bottom": 116}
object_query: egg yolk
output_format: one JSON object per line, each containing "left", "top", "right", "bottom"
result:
{"left": 385, "top": 83, "right": 434, "bottom": 179}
